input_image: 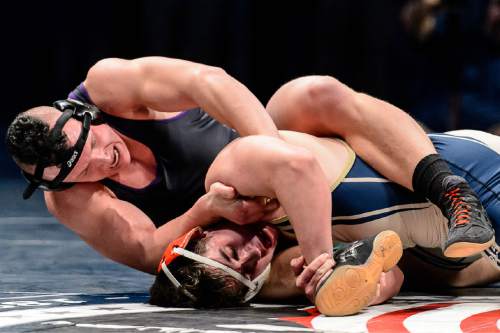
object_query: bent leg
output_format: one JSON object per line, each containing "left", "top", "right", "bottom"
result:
{"left": 266, "top": 75, "right": 435, "bottom": 190}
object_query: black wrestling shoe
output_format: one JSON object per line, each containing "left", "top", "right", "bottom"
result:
{"left": 440, "top": 176, "right": 495, "bottom": 258}
{"left": 314, "top": 230, "right": 403, "bottom": 316}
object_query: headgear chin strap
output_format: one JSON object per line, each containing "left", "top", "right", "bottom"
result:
{"left": 22, "top": 98, "right": 104, "bottom": 199}
{"left": 158, "top": 227, "right": 271, "bottom": 303}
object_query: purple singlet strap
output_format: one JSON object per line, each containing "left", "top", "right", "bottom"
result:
{"left": 68, "top": 82, "right": 94, "bottom": 104}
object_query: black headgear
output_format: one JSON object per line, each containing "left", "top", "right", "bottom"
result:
{"left": 22, "top": 99, "right": 104, "bottom": 199}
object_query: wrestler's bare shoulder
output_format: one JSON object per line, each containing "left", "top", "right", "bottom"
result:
{"left": 44, "top": 182, "right": 115, "bottom": 213}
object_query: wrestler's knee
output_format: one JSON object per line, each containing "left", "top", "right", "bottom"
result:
{"left": 267, "top": 75, "right": 358, "bottom": 134}
{"left": 298, "top": 76, "right": 363, "bottom": 136}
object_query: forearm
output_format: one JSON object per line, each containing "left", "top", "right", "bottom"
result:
{"left": 98, "top": 194, "right": 220, "bottom": 274}
{"left": 189, "top": 67, "right": 279, "bottom": 137}
{"left": 271, "top": 154, "right": 333, "bottom": 264}
{"left": 259, "top": 246, "right": 304, "bottom": 300}
{"left": 148, "top": 193, "right": 221, "bottom": 270}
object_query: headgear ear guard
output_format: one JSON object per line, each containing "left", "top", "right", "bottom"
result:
{"left": 158, "top": 227, "right": 271, "bottom": 304}
{"left": 22, "top": 98, "right": 105, "bottom": 199}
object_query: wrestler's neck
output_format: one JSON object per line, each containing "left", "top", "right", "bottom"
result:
{"left": 109, "top": 132, "right": 157, "bottom": 188}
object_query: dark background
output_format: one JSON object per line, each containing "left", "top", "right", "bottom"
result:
{"left": 1, "top": 2, "right": 498, "bottom": 318}
{"left": 1, "top": 0, "right": 499, "bottom": 179}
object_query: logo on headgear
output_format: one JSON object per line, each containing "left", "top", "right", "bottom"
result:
{"left": 67, "top": 151, "right": 79, "bottom": 168}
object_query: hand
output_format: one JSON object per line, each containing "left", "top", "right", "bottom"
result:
{"left": 368, "top": 266, "right": 404, "bottom": 306}
{"left": 290, "top": 253, "right": 335, "bottom": 302}
{"left": 206, "top": 182, "right": 279, "bottom": 225}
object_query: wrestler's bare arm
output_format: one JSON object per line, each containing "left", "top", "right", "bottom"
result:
{"left": 258, "top": 246, "right": 304, "bottom": 300}
{"left": 44, "top": 182, "right": 271, "bottom": 274}
{"left": 205, "top": 135, "right": 333, "bottom": 264}
{"left": 84, "top": 57, "right": 278, "bottom": 137}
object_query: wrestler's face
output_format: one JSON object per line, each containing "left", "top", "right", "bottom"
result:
{"left": 201, "top": 223, "right": 279, "bottom": 280}
{"left": 40, "top": 116, "right": 131, "bottom": 182}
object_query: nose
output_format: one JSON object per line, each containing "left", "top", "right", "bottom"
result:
{"left": 91, "top": 148, "right": 113, "bottom": 167}
{"left": 237, "top": 247, "right": 260, "bottom": 277}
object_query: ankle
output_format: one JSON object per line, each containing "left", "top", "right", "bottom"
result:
{"left": 412, "top": 154, "right": 455, "bottom": 204}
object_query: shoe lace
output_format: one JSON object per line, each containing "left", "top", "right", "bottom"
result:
{"left": 443, "top": 186, "right": 476, "bottom": 226}
{"left": 335, "top": 241, "right": 362, "bottom": 261}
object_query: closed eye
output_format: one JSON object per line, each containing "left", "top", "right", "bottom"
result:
{"left": 219, "top": 248, "right": 230, "bottom": 263}
{"left": 231, "top": 247, "right": 239, "bottom": 261}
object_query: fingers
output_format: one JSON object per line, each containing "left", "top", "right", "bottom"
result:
{"left": 296, "top": 253, "right": 332, "bottom": 285}
{"left": 294, "top": 253, "right": 334, "bottom": 302}
{"left": 234, "top": 197, "right": 278, "bottom": 224}
{"left": 369, "top": 283, "right": 382, "bottom": 306}
{"left": 233, "top": 199, "right": 265, "bottom": 224}
{"left": 290, "top": 256, "right": 306, "bottom": 276}
{"left": 304, "top": 266, "right": 334, "bottom": 302}
{"left": 209, "top": 182, "right": 237, "bottom": 199}
{"left": 208, "top": 183, "right": 279, "bottom": 224}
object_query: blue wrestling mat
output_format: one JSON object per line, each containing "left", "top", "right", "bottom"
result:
{"left": 1, "top": 180, "right": 499, "bottom": 333}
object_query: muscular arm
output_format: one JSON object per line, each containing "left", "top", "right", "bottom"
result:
{"left": 85, "top": 57, "right": 278, "bottom": 137}
{"left": 205, "top": 135, "right": 333, "bottom": 264}
{"left": 259, "top": 246, "right": 304, "bottom": 300}
{"left": 45, "top": 183, "right": 241, "bottom": 274}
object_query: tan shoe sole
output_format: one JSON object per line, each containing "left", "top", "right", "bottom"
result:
{"left": 314, "top": 230, "right": 403, "bottom": 316}
{"left": 443, "top": 238, "right": 495, "bottom": 258}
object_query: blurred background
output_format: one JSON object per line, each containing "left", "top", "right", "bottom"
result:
{"left": 1, "top": 0, "right": 499, "bottom": 180}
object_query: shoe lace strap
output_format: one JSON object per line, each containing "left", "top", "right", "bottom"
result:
{"left": 444, "top": 186, "right": 479, "bottom": 225}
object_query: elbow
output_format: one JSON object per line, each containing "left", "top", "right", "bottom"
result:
{"left": 87, "top": 58, "right": 126, "bottom": 82}
{"left": 137, "top": 231, "right": 172, "bottom": 275}
{"left": 115, "top": 226, "right": 158, "bottom": 274}
{"left": 136, "top": 236, "right": 161, "bottom": 275}
{"left": 191, "top": 65, "right": 228, "bottom": 89}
